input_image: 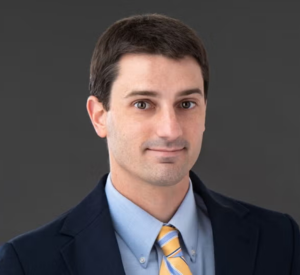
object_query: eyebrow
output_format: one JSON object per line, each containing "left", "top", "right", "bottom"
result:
{"left": 124, "top": 88, "right": 203, "bottom": 98}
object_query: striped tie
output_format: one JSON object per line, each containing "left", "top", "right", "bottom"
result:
{"left": 156, "top": 224, "right": 192, "bottom": 275}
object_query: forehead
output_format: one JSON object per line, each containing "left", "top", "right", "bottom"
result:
{"left": 112, "top": 53, "right": 204, "bottom": 95}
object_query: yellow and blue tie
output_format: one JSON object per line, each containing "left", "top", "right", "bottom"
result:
{"left": 156, "top": 224, "right": 192, "bottom": 275}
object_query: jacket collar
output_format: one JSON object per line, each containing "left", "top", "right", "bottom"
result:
{"left": 60, "top": 170, "right": 259, "bottom": 275}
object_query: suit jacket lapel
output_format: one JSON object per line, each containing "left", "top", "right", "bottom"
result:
{"left": 190, "top": 170, "right": 259, "bottom": 275}
{"left": 59, "top": 174, "right": 126, "bottom": 275}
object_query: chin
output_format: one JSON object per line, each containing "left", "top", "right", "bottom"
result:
{"left": 143, "top": 167, "right": 188, "bottom": 187}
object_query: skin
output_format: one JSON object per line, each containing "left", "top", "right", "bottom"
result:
{"left": 86, "top": 53, "right": 207, "bottom": 222}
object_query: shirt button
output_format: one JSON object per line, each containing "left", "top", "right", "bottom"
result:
{"left": 191, "top": 249, "right": 196, "bottom": 256}
{"left": 139, "top": 257, "right": 146, "bottom": 264}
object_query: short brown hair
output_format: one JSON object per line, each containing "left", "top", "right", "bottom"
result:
{"left": 89, "top": 13, "right": 209, "bottom": 111}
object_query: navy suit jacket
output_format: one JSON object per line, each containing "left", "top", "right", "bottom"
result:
{"left": 0, "top": 170, "right": 299, "bottom": 274}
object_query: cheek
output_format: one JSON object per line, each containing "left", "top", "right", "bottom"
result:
{"left": 183, "top": 114, "right": 205, "bottom": 133}
{"left": 184, "top": 120, "right": 205, "bottom": 150}
{"left": 107, "top": 112, "right": 145, "bottom": 146}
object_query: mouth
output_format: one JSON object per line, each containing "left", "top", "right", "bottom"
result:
{"left": 148, "top": 147, "right": 185, "bottom": 152}
{"left": 147, "top": 148, "right": 185, "bottom": 157}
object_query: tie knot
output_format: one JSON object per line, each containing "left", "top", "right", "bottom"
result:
{"left": 156, "top": 225, "right": 181, "bottom": 257}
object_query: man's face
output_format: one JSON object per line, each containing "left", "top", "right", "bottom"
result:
{"left": 98, "top": 53, "right": 206, "bottom": 186}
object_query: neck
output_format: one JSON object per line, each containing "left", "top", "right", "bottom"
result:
{"left": 109, "top": 167, "right": 190, "bottom": 223}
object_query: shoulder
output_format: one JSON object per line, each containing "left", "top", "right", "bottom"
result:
{"left": 0, "top": 209, "right": 73, "bottom": 274}
{"left": 9, "top": 208, "right": 72, "bottom": 247}
{"left": 209, "top": 189, "right": 300, "bottom": 263}
{"left": 0, "top": 176, "right": 109, "bottom": 274}
{"left": 211, "top": 189, "right": 299, "bottom": 230}
{"left": 205, "top": 187, "right": 300, "bottom": 273}
{"left": 191, "top": 169, "right": 300, "bottom": 241}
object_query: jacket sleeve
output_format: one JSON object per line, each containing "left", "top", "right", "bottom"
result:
{"left": 285, "top": 214, "right": 300, "bottom": 275}
{"left": 0, "top": 243, "right": 25, "bottom": 275}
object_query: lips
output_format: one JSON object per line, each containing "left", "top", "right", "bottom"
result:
{"left": 146, "top": 148, "right": 185, "bottom": 157}
{"left": 148, "top": 148, "right": 184, "bottom": 152}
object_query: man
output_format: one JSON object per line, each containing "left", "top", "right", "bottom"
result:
{"left": 0, "top": 13, "right": 299, "bottom": 275}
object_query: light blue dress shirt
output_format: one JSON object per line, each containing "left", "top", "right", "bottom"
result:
{"left": 105, "top": 173, "right": 215, "bottom": 275}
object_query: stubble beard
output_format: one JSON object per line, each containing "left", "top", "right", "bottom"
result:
{"left": 134, "top": 153, "right": 191, "bottom": 187}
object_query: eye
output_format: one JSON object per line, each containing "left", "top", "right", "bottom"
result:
{"left": 181, "top": 101, "right": 196, "bottom": 109}
{"left": 133, "top": 101, "right": 151, "bottom": 109}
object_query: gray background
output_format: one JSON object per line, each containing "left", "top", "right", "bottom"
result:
{"left": 1, "top": 0, "right": 299, "bottom": 245}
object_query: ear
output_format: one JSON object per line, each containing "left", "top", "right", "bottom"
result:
{"left": 86, "top": 96, "right": 108, "bottom": 138}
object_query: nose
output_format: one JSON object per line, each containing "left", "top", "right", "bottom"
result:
{"left": 155, "top": 106, "right": 183, "bottom": 141}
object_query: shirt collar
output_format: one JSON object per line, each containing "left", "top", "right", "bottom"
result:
{"left": 105, "top": 173, "right": 199, "bottom": 267}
